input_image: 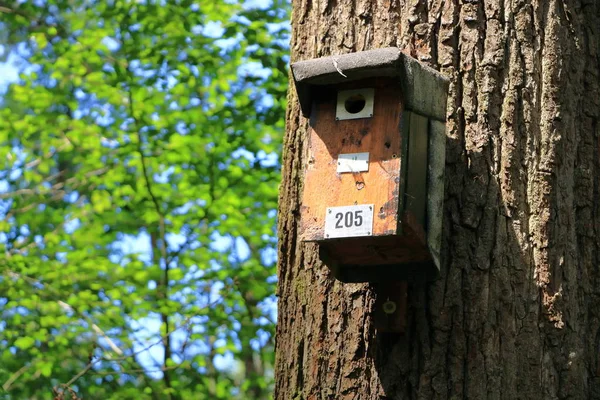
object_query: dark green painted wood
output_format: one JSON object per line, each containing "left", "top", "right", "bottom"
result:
{"left": 405, "top": 112, "right": 428, "bottom": 227}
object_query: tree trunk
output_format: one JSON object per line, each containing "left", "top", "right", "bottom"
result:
{"left": 276, "top": 0, "right": 600, "bottom": 399}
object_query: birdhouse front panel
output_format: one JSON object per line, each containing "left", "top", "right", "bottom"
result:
{"left": 299, "top": 78, "right": 402, "bottom": 242}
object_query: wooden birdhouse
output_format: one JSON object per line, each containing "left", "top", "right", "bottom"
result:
{"left": 291, "top": 47, "right": 449, "bottom": 283}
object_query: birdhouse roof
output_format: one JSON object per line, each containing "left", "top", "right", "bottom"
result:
{"left": 290, "top": 47, "right": 450, "bottom": 121}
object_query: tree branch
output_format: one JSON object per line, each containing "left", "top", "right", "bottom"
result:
{"left": 122, "top": 22, "right": 173, "bottom": 394}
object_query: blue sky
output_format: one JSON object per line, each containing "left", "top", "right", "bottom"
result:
{"left": 0, "top": 52, "right": 20, "bottom": 93}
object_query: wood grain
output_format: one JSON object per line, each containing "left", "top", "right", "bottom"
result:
{"left": 299, "top": 78, "right": 403, "bottom": 241}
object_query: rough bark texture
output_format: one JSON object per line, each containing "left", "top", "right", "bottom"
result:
{"left": 275, "top": 1, "right": 600, "bottom": 399}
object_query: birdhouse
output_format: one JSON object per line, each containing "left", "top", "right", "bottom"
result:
{"left": 291, "top": 47, "right": 449, "bottom": 283}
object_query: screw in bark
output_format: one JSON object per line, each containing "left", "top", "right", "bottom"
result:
{"left": 382, "top": 300, "right": 397, "bottom": 314}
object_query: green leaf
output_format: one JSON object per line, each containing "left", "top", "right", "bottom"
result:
{"left": 39, "top": 361, "right": 53, "bottom": 377}
{"left": 14, "top": 337, "right": 35, "bottom": 350}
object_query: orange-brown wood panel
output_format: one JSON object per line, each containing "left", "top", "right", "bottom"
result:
{"left": 299, "top": 78, "right": 403, "bottom": 241}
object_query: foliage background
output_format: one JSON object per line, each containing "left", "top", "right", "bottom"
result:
{"left": 0, "top": 1, "right": 289, "bottom": 399}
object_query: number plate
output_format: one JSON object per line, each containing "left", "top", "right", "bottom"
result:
{"left": 337, "top": 152, "right": 369, "bottom": 173}
{"left": 324, "top": 204, "right": 374, "bottom": 239}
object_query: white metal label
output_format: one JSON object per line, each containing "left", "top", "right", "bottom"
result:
{"left": 337, "top": 152, "right": 369, "bottom": 173}
{"left": 324, "top": 204, "right": 374, "bottom": 239}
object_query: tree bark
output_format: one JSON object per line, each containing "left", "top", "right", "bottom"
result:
{"left": 276, "top": 0, "right": 600, "bottom": 399}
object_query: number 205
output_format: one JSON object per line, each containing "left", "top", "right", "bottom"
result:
{"left": 334, "top": 210, "right": 364, "bottom": 229}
